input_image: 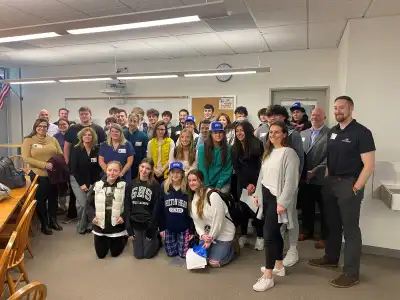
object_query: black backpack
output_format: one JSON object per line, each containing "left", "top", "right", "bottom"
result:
{"left": 0, "top": 157, "right": 26, "bottom": 189}
{"left": 206, "top": 189, "right": 243, "bottom": 227}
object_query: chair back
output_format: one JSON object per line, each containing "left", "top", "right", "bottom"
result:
{"left": 0, "top": 232, "right": 17, "bottom": 296}
{"left": 7, "top": 282, "right": 47, "bottom": 300}
{"left": 8, "top": 201, "right": 37, "bottom": 268}
{"left": 15, "top": 184, "right": 38, "bottom": 225}
{"left": 25, "top": 176, "right": 38, "bottom": 199}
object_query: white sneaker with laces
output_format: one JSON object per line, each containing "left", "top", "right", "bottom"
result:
{"left": 260, "top": 266, "right": 286, "bottom": 276}
{"left": 238, "top": 236, "right": 247, "bottom": 248}
{"left": 253, "top": 276, "right": 274, "bottom": 292}
{"left": 283, "top": 249, "right": 299, "bottom": 267}
{"left": 254, "top": 237, "right": 264, "bottom": 251}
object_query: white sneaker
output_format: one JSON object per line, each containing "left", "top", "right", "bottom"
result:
{"left": 238, "top": 236, "right": 247, "bottom": 248}
{"left": 254, "top": 237, "right": 264, "bottom": 251}
{"left": 260, "top": 266, "right": 286, "bottom": 276}
{"left": 283, "top": 249, "right": 299, "bottom": 267}
{"left": 253, "top": 276, "right": 274, "bottom": 292}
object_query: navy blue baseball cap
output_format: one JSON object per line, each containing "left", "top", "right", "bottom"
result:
{"left": 169, "top": 161, "right": 184, "bottom": 171}
{"left": 184, "top": 116, "right": 196, "bottom": 124}
{"left": 290, "top": 102, "right": 305, "bottom": 112}
{"left": 210, "top": 121, "right": 224, "bottom": 132}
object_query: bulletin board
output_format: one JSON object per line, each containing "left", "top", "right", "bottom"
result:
{"left": 64, "top": 96, "right": 190, "bottom": 126}
{"left": 191, "top": 96, "right": 236, "bottom": 124}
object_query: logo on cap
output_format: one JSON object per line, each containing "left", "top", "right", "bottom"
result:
{"left": 185, "top": 116, "right": 196, "bottom": 123}
{"left": 169, "top": 161, "right": 184, "bottom": 171}
{"left": 211, "top": 121, "right": 224, "bottom": 132}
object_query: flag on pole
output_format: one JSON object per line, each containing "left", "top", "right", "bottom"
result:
{"left": 0, "top": 77, "right": 10, "bottom": 110}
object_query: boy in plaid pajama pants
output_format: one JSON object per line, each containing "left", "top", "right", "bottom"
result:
{"left": 159, "top": 162, "right": 195, "bottom": 258}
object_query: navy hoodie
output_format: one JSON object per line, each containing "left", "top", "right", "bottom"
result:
{"left": 158, "top": 182, "right": 195, "bottom": 234}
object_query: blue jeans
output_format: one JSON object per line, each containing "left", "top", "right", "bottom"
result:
{"left": 208, "top": 240, "right": 235, "bottom": 267}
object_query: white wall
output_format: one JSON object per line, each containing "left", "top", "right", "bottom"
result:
{"left": 337, "top": 22, "right": 349, "bottom": 95}
{"left": 12, "top": 49, "right": 338, "bottom": 139}
{"left": 343, "top": 16, "right": 400, "bottom": 250}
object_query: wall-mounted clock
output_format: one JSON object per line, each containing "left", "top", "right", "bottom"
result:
{"left": 216, "top": 63, "right": 232, "bottom": 82}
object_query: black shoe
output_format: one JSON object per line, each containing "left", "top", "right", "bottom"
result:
{"left": 41, "top": 226, "right": 53, "bottom": 235}
{"left": 49, "top": 220, "right": 63, "bottom": 231}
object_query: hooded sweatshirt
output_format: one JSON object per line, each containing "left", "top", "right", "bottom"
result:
{"left": 158, "top": 183, "right": 195, "bottom": 234}
{"left": 124, "top": 179, "right": 161, "bottom": 237}
{"left": 197, "top": 144, "right": 232, "bottom": 189}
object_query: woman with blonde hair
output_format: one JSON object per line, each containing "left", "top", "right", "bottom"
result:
{"left": 99, "top": 123, "right": 134, "bottom": 182}
{"left": 159, "top": 162, "right": 195, "bottom": 261}
{"left": 187, "top": 169, "right": 238, "bottom": 268}
{"left": 70, "top": 126, "right": 103, "bottom": 234}
{"left": 169, "top": 129, "right": 197, "bottom": 176}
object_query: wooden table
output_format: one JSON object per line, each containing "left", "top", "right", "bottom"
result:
{"left": 0, "top": 178, "right": 31, "bottom": 232}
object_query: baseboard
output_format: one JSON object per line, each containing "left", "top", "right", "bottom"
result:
{"left": 361, "top": 244, "right": 400, "bottom": 259}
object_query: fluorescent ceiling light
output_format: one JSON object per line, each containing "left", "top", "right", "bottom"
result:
{"left": 9, "top": 80, "right": 56, "bottom": 85}
{"left": 117, "top": 75, "right": 178, "bottom": 80}
{"left": 59, "top": 78, "right": 112, "bottom": 83}
{"left": 67, "top": 16, "right": 200, "bottom": 35}
{"left": 184, "top": 71, "right": 257, "bottom": 77}
{"left": 0, "top": 32, "right": 60, "bottom": 44}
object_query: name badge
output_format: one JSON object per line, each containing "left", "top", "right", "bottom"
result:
{"left": 260, "top": 133, "right": 267, "bottom": 138}
{"left": 330, "top": 133, "right": 337, "bottom": 140}
{"left": 91, "top": 158, "right": 97, "bottom": 163}
{"left": 135, "top": 141, "right": 142, "bottom": 147}
{"left": 118, "top": 149, "right": 127, "bottom": 154}
{"left": 32, "top": 144, "right": 43, "bottom": 148}
{"left": 176, "top": 131, "right": 181, "bottom": 135}
{"left": 301, "top": 137, "right": 305, "bottom": 142}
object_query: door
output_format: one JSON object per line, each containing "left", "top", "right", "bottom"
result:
{"left": 191, "top": 96, "right": 235, "bottom": 124}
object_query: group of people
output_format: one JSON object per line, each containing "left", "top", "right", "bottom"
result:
{"left": 20, "top": 96, "right": 375, "bottom": 292}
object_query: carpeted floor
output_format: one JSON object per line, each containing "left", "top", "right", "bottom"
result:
{"left": 10, "top": 223, "right": 400, "bottom": 300}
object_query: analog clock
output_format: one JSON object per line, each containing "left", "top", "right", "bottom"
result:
{"left": 216, "top": 63, "right": 232, "bottom": 82}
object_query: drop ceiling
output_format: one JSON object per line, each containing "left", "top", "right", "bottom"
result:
{"left": 0, "top": 0, "right": 398, "bottom": 66}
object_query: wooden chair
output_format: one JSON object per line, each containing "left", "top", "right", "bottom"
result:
{"left": 0, "top": 232, "right": 17, "bottom": 298}
{"left": 1, "top": 201, "right": 37, "bottom": 295}
{"left": 0, "top": 185, "right": 38, "bottom": 259}
{"left": 7, "top": 282, "right": 47, "bottom": 300}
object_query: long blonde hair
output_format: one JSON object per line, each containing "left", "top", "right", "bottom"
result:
{"left": 175, "top": 129, "right": 196, "bottom": 165}
{"left": 187, "top": 169, "right": 207, "bottom": 219}
{"left": 163, "top": 168, "right": 187, "bottom": 194}
{"left": 75, "top": 127, "right": 98, "bottom": 148}
{"left": 106, "top": 123, "right": 127, "bottom": 146}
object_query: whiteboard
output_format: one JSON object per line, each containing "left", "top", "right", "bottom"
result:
{"left": 64, "top": 98, "right": 190, "bottom": 126}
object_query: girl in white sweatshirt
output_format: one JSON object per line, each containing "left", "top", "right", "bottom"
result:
{"left": 187, "top": 169, "right": 237, "bottom": 268}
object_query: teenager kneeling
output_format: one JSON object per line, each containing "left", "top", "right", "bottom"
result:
{"left": 187, "top": 169, "right": 238, "bottom": 268}
{"left": 159, "top": 162, "right": 195, "bottom": 260}
{"left": 125, "top": 158, "right": 162, "bottom": 259}
{"left": 86, "top": 161, "right": 127, "bottom": 259}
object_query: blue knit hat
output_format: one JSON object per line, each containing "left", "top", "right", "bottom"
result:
{"left": 210, "top": 121, "right": 224, "bottom": 132}
{"left": 169, "top": 161, "right": 184, "bottom": 171}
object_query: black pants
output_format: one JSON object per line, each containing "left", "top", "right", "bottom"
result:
{"left": 299, "top": 182, "right": 327, "bottom": 239}
{"left": 67, "top": 181, "right": 77, "bottom": 218}
{"left": 323, "top": 177, "right": 363, "bottom": 278}
{"left": 29, "top": 171, "right": 58, "bottom": 228}
{"left": 132, "top": 230, "right": 160, "bottom": 259}
{"left": 262, "top": 186, "right": 283, "bottom": 270}
{"left": 94, "top": 235, "right": 127, "bottom": 259}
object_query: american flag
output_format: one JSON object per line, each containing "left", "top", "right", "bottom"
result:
{"left": 0, "top": 77, "right": 10, "bottom": 110}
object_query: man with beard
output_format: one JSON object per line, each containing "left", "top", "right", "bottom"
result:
{"left": 171, "top": 109, "right": 188, "bottom": 143}
{"left": 309, "top": 96, "right": 375, "bottom": 288}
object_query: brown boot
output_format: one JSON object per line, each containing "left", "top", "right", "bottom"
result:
{"left": 308, "top": 256, "right": 338, "bottom": 268}
{"left": 330, "top": 274, "right": 360, "bottom": 288}
{"left": 314, "top": 240, "right": 326, "bottom": 249}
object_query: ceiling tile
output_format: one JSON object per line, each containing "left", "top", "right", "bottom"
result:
{"left": 57, "top": 0, "right": 128, "bottom": 12}
{"left": 41, "top": 12, "right": 89, "bottom": 22}
{"left": 2, "top": 0, "right": 79, "bottom": 17}
{"left": 246, "top": 0, "right": 306, "bottom": 11}
{"left": 166, "top": 22, "right": 214, "bottom": 35}
{"left": 223, "top": 0, "right": 251, "bottom": 14}
{"left": 365, "top": 0, "right": 400, "bottom": 17}
{"left": 85, "top": 7, "right": 135, "bottom": 17}
{"left": 218, "top": 29, "right": 268, "bottom": 53}
{"left": 309, "top": 20, "right": 346, "bottom": 48}
{"left": 181, "top": 0, "right": 207, "bottom": 4}
{"left": 120, "top": 0, "right": 183, "bottom": 11}
{"left": 178, "top": 33, "right": 235, "bottom": 55}
{"left": 143, "top": 36, "right": 201, "bottom": 57}
{"left": 204, "top": 13, "right": 257, "bottom": 32}
{"left": 0, "top": 4, "right": 47, "bottom": 26}
{"left": 253, "top": 6, "right": 307, "bottom": 28}
{"left": 263, "top": 24, "right": 307, "bottom": 51}
{"left": 107, "top": 40, "right": 173, "bottom": 59}
{"left": 309, "top": 0, "right": 371, "bottom": 22}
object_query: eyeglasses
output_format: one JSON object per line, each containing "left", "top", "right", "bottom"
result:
{"left": 37, "top": 125, "right": 48, "bottom": 129}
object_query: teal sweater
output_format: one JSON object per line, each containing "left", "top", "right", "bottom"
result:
{"left": 197, "top": 144, "right": 232, "bottom": 189}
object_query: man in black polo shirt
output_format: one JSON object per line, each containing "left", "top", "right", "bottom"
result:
{"left": 309, "top": 96, "right": 375, "bottom": 288}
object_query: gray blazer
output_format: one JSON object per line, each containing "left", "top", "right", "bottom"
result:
{"left": 301, "top": 126, "right": 330, "bottom": 185}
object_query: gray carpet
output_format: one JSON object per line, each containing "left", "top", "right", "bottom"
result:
{"left": 12, "top": 223, "right": 400, "bottom": 300}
